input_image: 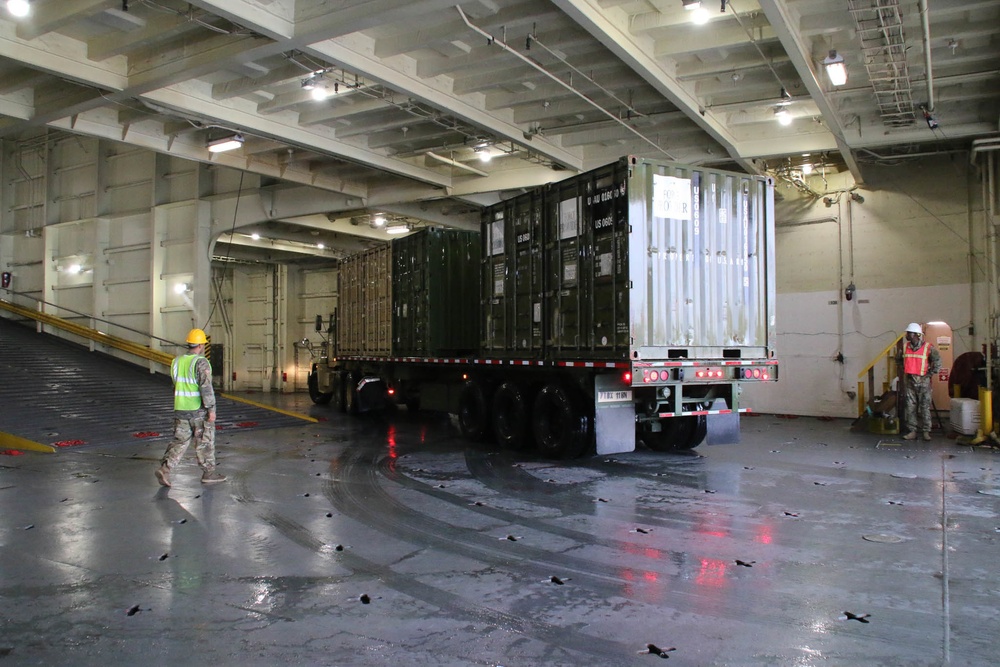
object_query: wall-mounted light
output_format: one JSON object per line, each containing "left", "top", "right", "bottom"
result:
{"left": 207, "top": 134, "right": 244, "bottom": 153}
{"left": 6, "top": 0, "right": 30, "bottom": 18}
{"left": 174, "top": 282, "right": 192, "bottom": 295}
{"left": 822, "top": 50, "right": 847, "bottom": 86}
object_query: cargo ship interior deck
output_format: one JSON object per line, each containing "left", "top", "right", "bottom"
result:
{"left": 2, "top": 318, "right": 999, "bottom": 666}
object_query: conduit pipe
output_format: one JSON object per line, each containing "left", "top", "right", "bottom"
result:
{"left": 970, "top": 137, "right": 1000, "bottom": 165}
{"left": 919, "top": 0, "right": 935, "bottom": 112}
{"left": 425, "top": 151, "right": 490, "bottom": 177}
{"left": 455, "top": 6, "right": 676, "bottom": 161}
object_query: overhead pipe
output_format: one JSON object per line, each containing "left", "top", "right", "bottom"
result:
{"left": 455, "top": 6, "right": 676, "bottom": 161}
{"left": 970, "top": 137, "right": 1000, "bottom": 165}
{"left": 918, "top": 0, "right": 935, "bottom": 112}
{"left": 425, "top": 151, "right": 490, "bottom": 177}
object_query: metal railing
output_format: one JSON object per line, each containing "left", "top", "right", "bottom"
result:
{"left": 856, "top": 332, "right": 904, "bottom": 418}
{"left": 0, "top": 290, "right": 180, "bottom": 370}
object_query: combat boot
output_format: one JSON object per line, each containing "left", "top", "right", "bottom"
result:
{"left": 903, "top": 431, "right": 917, "bottom": 441}
{"left": 155, "top": 465, "right": 171, "bottom": 488}
{"left": 201, "top": 470, "right": 227, "bottom": 484}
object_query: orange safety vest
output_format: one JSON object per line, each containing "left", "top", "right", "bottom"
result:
{"left": 903, "top": 342, "right": 930, "bottom": 376}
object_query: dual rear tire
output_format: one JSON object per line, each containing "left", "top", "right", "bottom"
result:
{"left": 458, "top": 378, "right": 591, "bottom": 458}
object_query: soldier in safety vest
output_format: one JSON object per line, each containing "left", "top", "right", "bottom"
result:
{"left": 155, "top": 328, "right": 226, "bottom": 487}
{"left": 900, "top": 322, "right": 942, "bottom": 441}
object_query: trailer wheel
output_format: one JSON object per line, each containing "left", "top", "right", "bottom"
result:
{"left": 344, "top": 371, "right": 360, "bottom": 415}
{"left": 639, "top": 416, "right": 707, "bottom": 451}
{"left": 492, "top": 381, "right": 532, "bottom": 450}
{"left": 533, "top": 383, "right": 589, "bottom": 459}
{"left": 458, "top": 380, "right": 491, "bottom": 441}
{"left": 308, "top": 367, "right": 334, "bottom": 405}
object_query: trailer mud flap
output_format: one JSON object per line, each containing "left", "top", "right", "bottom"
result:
{"left": 594, "top": 375, "right": 635, "bottom": 455}
{"left": 356, "top": 377, "right": 387, "bottom": 413}
{"left": 705, "top": 399, "right": 740, "bottom": 445}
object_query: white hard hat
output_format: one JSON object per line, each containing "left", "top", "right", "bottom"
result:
{"left": 905, "top": 322, "right": 923, "bottom": 335}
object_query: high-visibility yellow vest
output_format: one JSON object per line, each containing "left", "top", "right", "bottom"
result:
{"left": 903, "top": 342, "right": 930, "bottom": 376}
{"left": 171, "top": 354, "right": 203, "bottom": 411}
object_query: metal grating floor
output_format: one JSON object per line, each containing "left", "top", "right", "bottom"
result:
{"left": 0, "top": 317, "right": 310, "bottom": 450}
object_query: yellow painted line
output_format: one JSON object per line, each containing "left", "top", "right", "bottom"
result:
{"left": 0, "top": 431, "right": 56, "bottom": 453}
{"left": 220, "top": 393, "right": 319, "bottom": 423}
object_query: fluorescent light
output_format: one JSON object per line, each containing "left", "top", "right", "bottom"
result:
{"left": 682, "top": 0, "right": 701, "bottom": 9}
{"left": 386, "top": 225, "right": 409, "bottom": 235}
{"left": 6, "top": 0, "right": 30, "bottom": 18}
{"left": 823, "top": 50, "right": 847, "bottom": 86}
{"left": 207, "top": 134, "right": 244, "bottom": 153}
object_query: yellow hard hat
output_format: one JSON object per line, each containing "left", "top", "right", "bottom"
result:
{"left": 186, "top": 328, "right": 208, "bottom": 345}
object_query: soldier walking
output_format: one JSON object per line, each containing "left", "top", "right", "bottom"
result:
{"left": 901, "top": 322, "right": 942, "bottom": 441}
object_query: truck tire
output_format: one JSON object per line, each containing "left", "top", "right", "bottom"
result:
{"left": 344, "top": 371, "right": 360, "bottom": 415}
{"left": 492, "top": 381, "right": 532, "bottom": 451}
{"left": 458, "top": 380, "right": 491, "bottom": 441}
{"left": 532, "top": 383, "right": 589, "bottom": 459}
{"left": 308, "top": 367, "right": 334, "bottom": 405}
{"left": 639, "top": 415, "right": 707, "bottom": 451}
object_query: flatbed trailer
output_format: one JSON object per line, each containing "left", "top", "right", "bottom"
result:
{"left": 309, "top": 156, "right": 779, "bottom": 457}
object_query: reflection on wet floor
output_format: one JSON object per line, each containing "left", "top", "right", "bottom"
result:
{"left": 2, "top": 396, "right": 999, "bottom": 666}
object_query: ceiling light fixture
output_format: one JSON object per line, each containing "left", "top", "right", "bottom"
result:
{"left": 250, "top": 233, "right": 260, "bottom": 240}
{"left": 774, "top": 107, "right": 792, "bottom": 126}
{"left": 682, "top": 0, "right": 702, "bottom": 9}
{"left": 207, "top": 134, "right": 244, "bottom": 153}
{"left": 822, "top": 50, "right": 847, "bottom": 86}
{"left": 6, "top": 0, "right": 30, "bottom": 18}
{"left": 371, "top": 214, "right": 386, "bottom": 228}
{"left": 691, "top": 7, "right": 710, "bottom": 24}
{"left": 801, "top": 163, "right": 813, "bottom": 175}
{"left": 386, "top": 224, "right": 410, "bottom": 235}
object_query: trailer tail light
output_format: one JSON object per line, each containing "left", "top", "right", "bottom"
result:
{"left": 741, "top": 367, "right": 772, "bottom": 381}
{"left": 387, "top": 386, "right": 395, "bottom": 396}
{"left": 623, "top": 371, "right": 632, "bottom": 384}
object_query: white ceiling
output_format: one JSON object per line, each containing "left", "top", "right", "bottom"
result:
{"left": 1, "top": 0, "right": 997, "bottom": 260}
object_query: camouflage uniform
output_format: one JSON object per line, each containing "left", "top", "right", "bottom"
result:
{"left": 903, "top": 341, "right": 942, "bottom": 436}
{"left": 160, "top": 355, "right": 217, "bottom": 473}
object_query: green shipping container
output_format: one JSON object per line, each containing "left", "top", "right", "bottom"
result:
{"left": 480, "top": 190, "right": 544, "bottom": 358}
{"left": 392, "top": 228, "right": 480, "bottom": 357}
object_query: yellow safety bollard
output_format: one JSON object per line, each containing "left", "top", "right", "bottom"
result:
{"left": 979, "top": 386, "right": 993, "bottom": 434}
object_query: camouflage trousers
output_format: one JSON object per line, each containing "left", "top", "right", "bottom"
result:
{"left": 160, "top": 415, "right": 216, "bottom": 472}
{"left": 904, "top": 374, "right": 934, "bottom": 434}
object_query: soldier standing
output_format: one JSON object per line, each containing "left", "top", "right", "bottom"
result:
{"left": 156, "top": 328, "right": 227, "bottom": 486}
{"left": 901, "top": 322, "right": 942, "bottom": 441}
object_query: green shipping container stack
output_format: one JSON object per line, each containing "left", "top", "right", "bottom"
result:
{"left": 392, "top": 228, "right": 480, "bottom": 357}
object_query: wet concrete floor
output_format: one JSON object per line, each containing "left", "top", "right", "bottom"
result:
{"left": 2, "top": 396, "right": 999, "bottom": 666}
